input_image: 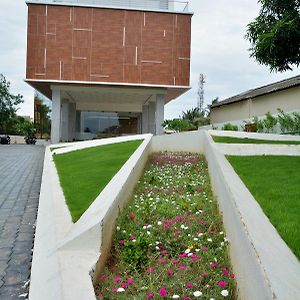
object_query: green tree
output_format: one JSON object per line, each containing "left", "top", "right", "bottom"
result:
{"left": 246, "top": 0, "right": 300, "bottom": 72}
{"left": 34, "top": 94, "right": 51, "bottom": 138}
{"left": 0, "top": 74, "right": 23, "bottom": 133}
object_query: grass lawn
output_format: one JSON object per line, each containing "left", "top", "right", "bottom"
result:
{"left": 212, "top": 135, "right": 300, "bottom": 145}
{"left": 53, "top": 140, "right": 143, "bottom": 222}
{"left": 227, "top": 155, "right": 300, "bottom": 260}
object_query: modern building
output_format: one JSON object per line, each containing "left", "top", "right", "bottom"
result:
{"left": 25, "top": 0, "right": 192, "bottom": 143}
{"left": 210, "top": 75, "right": 300, "bottom": 129}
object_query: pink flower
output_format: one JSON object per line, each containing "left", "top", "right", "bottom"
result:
{"left": 112, "top": 287, "right": 118, "bottom": 293}
{"left": 223, "top": 269, "right": 229, "bottom": 275}
{"left": 99, "top": 274, "right": 106, "bottom": 281}
{"left": 97, "top": 294, "right": 103, "bottom": 299}
{"left": 186, "top": 282, "right": 193, "bottom": 288}
{"left": 121, "top": 283, "right": 127, "bottom": 289}
{"left": 201, "top": 273, "right": 209, "bottom": 277}
{"left": 179, "top": 265, "right": 187, "bottom": 270}
{"left": 210, "top": 263, "right": 217, "bottom": 268}
{"left": 172, "top": 259, "right": 179, "bottom": 264}
{"left": 202, "top": 247, "right": 208, "bottom": 251}
{"left": 218, "top": 280, "right": 227, "bottom": 288}
{"left": 230, "top": 273, "right": 235, "bottom": 279}
{"left": 147, "top": 293, "right": 154, "bottom": 299}
{"left": 114, "top": 277, "right": 121, "bottom": 283}
{"left": 119, "top": 240, "right": 125, "bottom": 246}
{"left": 129, "top": 235, "right": 136, "bottom": 241}
{"left": 160, "top": 259, "right": 168, "bottom": 264}
{"left": 184, "top": 297, "right": 189, "bottom": 300}
{"left": 127, "top": 278, "right": 134, "bottom": 285}
{"left": 159, "top": 288, "right": 168, "bottom": 297}
{"left": 147, "top": 268, "right": 154, "bottom": 274}
{"left": 166, "top": 269, "right": 174, "bottom": 276}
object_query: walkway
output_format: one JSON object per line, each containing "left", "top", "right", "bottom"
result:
{"left": 0, "top": 145, "right": 45, "bottom": 299}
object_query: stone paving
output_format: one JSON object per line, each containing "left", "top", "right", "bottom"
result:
{"left": 0, "top": 145, "right": 45, "bottom": 299}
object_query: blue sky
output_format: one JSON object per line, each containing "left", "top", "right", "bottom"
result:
{"left": 0, "top": 0, "right": 299, "bottom": 119}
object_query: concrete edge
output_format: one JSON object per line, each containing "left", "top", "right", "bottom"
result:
{"left": 202, "top": 130, "right": 300, "bottom": 300}
{"left": 29, "top": 135, "right": 152, "bottom": 300}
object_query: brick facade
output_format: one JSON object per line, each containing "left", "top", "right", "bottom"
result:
{"left": 26, "top": 4, "right": 191, "bottom": 87}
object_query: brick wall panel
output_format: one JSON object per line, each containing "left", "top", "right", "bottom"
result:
{"left": 73, "top": 30, "right": 92, "bottom": 49}
{"left": 92, "top": 47, "right": 124, "bottom": 65}
{"left": 92, "top": 9, "right": 125, "bottom": 31}
{"left": 47, "top": 6, "right": 72, "bottom": 25}
{"left": 72, "top": 59, "right": 90, "bottom": 81}
{"left": 28, "top": 14, "right": 38, "bottom": 35}
{"left": 28, "top": 5, "right": 46, "bottom": 16}
{"left": 37, "top": 15, "right": 46, "bottom": 35}
{"left": 74, "top": 7, "right": 92, "bottom": 30}
{"left": 125, "top": 11, "right": 142, "bottom": 47}
{"left": 124, "top": 65, "right": 140, "bottom": 83}
{"left": 92, "top": 27, "right": 123, "bottom": 48}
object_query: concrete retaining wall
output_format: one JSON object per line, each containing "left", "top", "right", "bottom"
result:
{"left": 30, "top": 131, "right": 300, "bottom": 300}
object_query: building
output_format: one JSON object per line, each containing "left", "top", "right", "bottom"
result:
{"left": 25, "top": 0, "right": 192, "bottom": 143}
{"left": 210, "top": 75, "right": 300, "bottom": 128}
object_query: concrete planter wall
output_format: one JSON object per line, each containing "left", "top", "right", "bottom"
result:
{"left": 30, "top": 131, "right": 300, "bottom": 300}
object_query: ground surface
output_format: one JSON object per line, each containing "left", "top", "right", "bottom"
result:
{"left": 212, "top": 135, "right": 300, "bottom": 144}
{"left": 53, "top": 140, "right": 143, "bottom": 222}
{"left": 0, "top": 145, "right": 45, "bottom": 299}
{"left": 227, "top": 155, "right": 300, "bottom": 260}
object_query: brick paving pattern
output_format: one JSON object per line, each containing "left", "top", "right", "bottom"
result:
{"left": 0, "top": 145, "right": 45, "bottom": 299}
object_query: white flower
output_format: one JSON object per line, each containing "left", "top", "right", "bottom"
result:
{"left": 147, "top": 225, "right": 152, "bottom": 228}
{"left": 181, "top": 224, "right": 185, "bottom": 229}
{"left": 157, "top": 221, "right": 162, "bottom": 225}
{"left": 193, "top": 291, "right": 203, "bottom": 297}
{"left": 184, "top": 249, "right": 191, "bottom": 254}
{"left": 143, "top": 225, "right": 147, "bottom": 229}
{"left": 116, "top": 226, "right": 120, "bottom": 231}
{"left": 172, "top": 295, "right": 180, "bottom": 299}
{"left": 117, "top": 288, "right": 125, "bottom": 292}
{"left": 219, "top": 231, "right": 224, "bottom": 235}
{"left": 194, "top": 238, "right": 198, "bottom": 241}
{"left": 195, "top": 249, "right": 200, "bottom": 252}
{"left": 155, "top": 246, "right": 160, "bottom": 250}
{"left": 198, "top": 233, "right": 203, "bottom": 237}
{"left": 147, "top": 231, "right": 151, "bottom": 235}
{"left": 221, "top": 290, "right": 229, "bottom": 297}
{"left": 210, "top": 298, "right": 215, "bottom": 300}
{"left": 207, "top": 238, "right": 212, "bottom": 242}
{"left": 187, "top": 253, "right": 193, "bottom": 257}
{"left": 132, "top": 239, "right": 136, "bottom": 242}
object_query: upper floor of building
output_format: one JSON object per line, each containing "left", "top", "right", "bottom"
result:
{"left": 26, "top": 0, "right": 190, "bottom": 14}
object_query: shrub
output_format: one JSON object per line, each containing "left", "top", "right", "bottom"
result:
{"left": 277, "top": 109, "right": 295, "bottom": 133}
{"left": 263, "top": 112, "right": 277, "bottom": 133}
{"left": 222, "top": 123, "right": 238, "bottom": 131}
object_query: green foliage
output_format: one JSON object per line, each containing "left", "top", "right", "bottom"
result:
{"left": 246, "top": 0, "right": 300, "bottom": 71}
{"left": 277, "top": 108, "right": 300, "bottom": 133}
{"left": 0, "top": 74, "right": 23, "bottom": 133}
{"left": 162, "top": 118, "right": 195, "bottom": 132}
{"left": 16, "top": 118, "right": 36, "bottom": 137}
{"left": 163, "top": 106, "right": 210, "bottom": 132}
{"left": 263, "top": 112, "right": 278, "bottom": 132}
{"left": 222, "top": 123, "right": 238, "bottom": 131}
{"left": 34, "top": 94, "right": 51, "bottom": 138}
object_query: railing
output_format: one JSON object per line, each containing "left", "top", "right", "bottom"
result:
{"left": 26, "top": 0, "right": 189, "bottom": 12}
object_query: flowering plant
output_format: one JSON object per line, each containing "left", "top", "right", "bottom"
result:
{"left": 95, "top": 153, "right": 236, "bottom": 299}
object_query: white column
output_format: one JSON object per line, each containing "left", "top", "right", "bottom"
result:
{"left": 61, "top": 99, "right": 69, "bottom": 142}
{"left": 68, "top": 103, "right": 76, "bottom": 141}
{"left": 142, "top": 105, "right": 149, "bottom": 134}
{"left": 155, "top": 94, "right": 165, "bottom": 135}
{"left": 148, "top": 101, "right": 156, "bottom": 134}
{"left": 51, "top": 88, "right": 61, "bottom": 144}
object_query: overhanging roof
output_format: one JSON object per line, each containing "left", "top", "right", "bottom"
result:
{"left": 25, "top": 79, "right": 191, "bottom": 104}
{"left": 212, "top": 74, "right": 300, "bottom": 109}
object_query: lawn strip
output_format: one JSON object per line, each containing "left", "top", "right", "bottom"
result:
{"left": 53, "top": 140, "right": 143, "bottom": 222}
{"left": 227, "top": 155, "right": 300, "bottom": 260}
{"left": 212, "top": 135, "right": 300, "bottom": 145}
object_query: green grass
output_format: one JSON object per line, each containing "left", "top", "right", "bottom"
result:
{"left": 212, "top": 135, "right": 300, "bottom": 145}
{"left": 53, "top": 140, "right": 143, "bottom": 222}
{"left": 227, "top": 155, "right": 300, "bottom": 260}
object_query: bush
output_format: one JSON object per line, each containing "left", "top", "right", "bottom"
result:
{"left": 222, "top": 123, "right": 238, "bottom": 131}
{"left": 263, "top": 112, "right": 277, "bottom": 133}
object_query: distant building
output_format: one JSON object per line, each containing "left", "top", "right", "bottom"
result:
{"left": 210, "top": 75, "right": 300, "bottom": 129}
{"left": 25, "top": 0, "right": 193, "bottom": 142}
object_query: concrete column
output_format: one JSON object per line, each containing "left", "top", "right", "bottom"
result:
{"left": 68, "top": 103, "right": 76, "bottom": 141}
{"left": 142, "top": 105, "right": 149, "bottom": 134}
{"left": 75, "top": 111, "right": 81, "bottom": 133}
{"left": 61, "top": 99, "right": 69, "bottom": 142}
{"left": 148, "top": 101, "right": 156, "bottom": 134}
{"left": 51, "top": 88, "right": 61, "bottom": 144}
{"left": 80, "top": 112, "right": 85, "bottom": 133}
{"left": 155, "top": 94, "right": 165, "bottom": 135}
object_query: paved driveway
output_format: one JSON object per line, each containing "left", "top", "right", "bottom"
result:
{"left": 0, "top": 145, "right": 45, "bottom": 299}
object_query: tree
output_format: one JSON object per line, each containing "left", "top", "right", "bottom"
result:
{"left": 34, "top": 93, "right": 51, "bottom": 138}
{"left": 246, "top": 0, "right": 300, "bottom": 72}
{"left": 0, "top": 74, "right": 23, "bottom": 133}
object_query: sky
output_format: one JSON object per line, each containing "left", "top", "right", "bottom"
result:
{"left": 0, "top": 0, "right": 299, "bottom": 119}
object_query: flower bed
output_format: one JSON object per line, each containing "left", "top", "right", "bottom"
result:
{"left": 95, "top": 152, "right": 236, "bottom": 299}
